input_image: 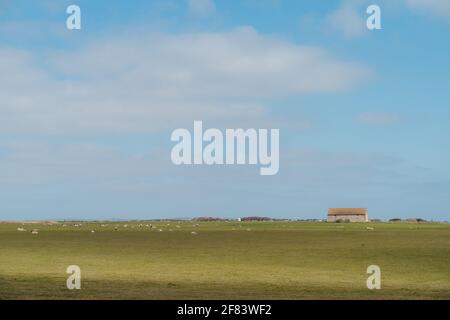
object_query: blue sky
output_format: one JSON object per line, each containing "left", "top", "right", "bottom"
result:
{"left": 0, "top": 0, "right": 449, "bottom": 220}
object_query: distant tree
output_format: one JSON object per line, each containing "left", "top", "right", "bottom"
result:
{"left": 192, "top": 217, "right": 224, "bottom": 222}
{"left": 241, "top": 216, "right": 272, "bottom": 221}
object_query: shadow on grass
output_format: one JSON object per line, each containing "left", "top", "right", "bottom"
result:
{"left": 1, "top": 274, "right": 448, "bottom": 300}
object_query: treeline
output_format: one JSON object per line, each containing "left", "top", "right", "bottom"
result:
{"left": 240, "top": 216, "right": 272, "bottom": 221}
{"left": 192, "top": 217, "right": 226, "bottom": 222}
{"left": 389, "top": 218, "right": 427, "bottom": 223}
{"left": 192, "top": 216, "right": 275, "bottom": 222}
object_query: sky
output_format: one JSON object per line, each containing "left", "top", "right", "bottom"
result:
{"left": 0, "top": 0, "right": 449, "bottom": 220}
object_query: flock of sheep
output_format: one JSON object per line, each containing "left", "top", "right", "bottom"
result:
{"left": 15, "top": 223, "right": 376, "bottom": 235}
{"left": 17, "top": 227, "right": 39, "bottom": 234}
{"left": 15, "top": 222, "right": 206, "bottom": 235}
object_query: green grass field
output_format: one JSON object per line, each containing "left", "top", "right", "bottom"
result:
{"left": 0, "top": 221, "right": 449, "bottom": 299}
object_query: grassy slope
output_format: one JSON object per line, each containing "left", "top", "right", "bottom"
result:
{"left": 0, "top": 221, "right": 449, "bottom": 299}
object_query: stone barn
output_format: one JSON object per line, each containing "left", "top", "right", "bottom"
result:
{"left": 327, "top": 208, "right": 368, "bottom": 222}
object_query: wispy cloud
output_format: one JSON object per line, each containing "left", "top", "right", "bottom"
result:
{"left": 326, "top": 1, "right": 368, "bottom": 38}
{"left": 1, "top": 141, "right": 443, "bottom": 219}
{"left": 188, "top": 0, "right": 216, "bottom": 18}
{"left": 405, "top": 0, "right": 450, "bottom": 20}
{"left": 356, "top": 112, "right": 400, "bottom": 126}
{"left": 0, "top": 27, "right": 372, "bottom": 134}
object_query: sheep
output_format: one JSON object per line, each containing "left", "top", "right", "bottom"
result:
{"left": 31, "top": 229, "right": 39, "bottom": 235}
{"left": 17, "top": 227, "right": 26, "bottom": 232}
{"left": 366, "top": 227, "right": 374, "bottom": 231}
{"left": 158, "top": 229, "right": 163, "bottom": 232}
{"left": 91, "top": 230, "right": 96, "bottom": 233}
{"left": 191, "top": 231, "right": 197, "bottom": 235}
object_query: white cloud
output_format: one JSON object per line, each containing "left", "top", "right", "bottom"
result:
{"left": 188, "top": 0, "right": 216, "bottom": 18}
{"left": 326, "top": 2, "right": 367, "bottom": 38}
{"left": 405, "top": 0, "right": 450, "bottom": 20}
{"left": 0, "top": 27, "right": 372, "bottom": 134}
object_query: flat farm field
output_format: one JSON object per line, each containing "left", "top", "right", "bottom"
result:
{"left": 0, "top": 221, "right": 449, "bottom": 299}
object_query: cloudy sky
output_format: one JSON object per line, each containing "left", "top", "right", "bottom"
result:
{"left": 0, "top": 0, "right": 449, "bottom": 220}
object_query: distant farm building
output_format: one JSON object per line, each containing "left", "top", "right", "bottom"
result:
{"left": 327, "top": 208, "right": 368, "bottom": 222}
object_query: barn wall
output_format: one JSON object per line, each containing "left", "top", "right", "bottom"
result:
{"left": 328, "top": 215, "right": 368, "bottom": 222}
